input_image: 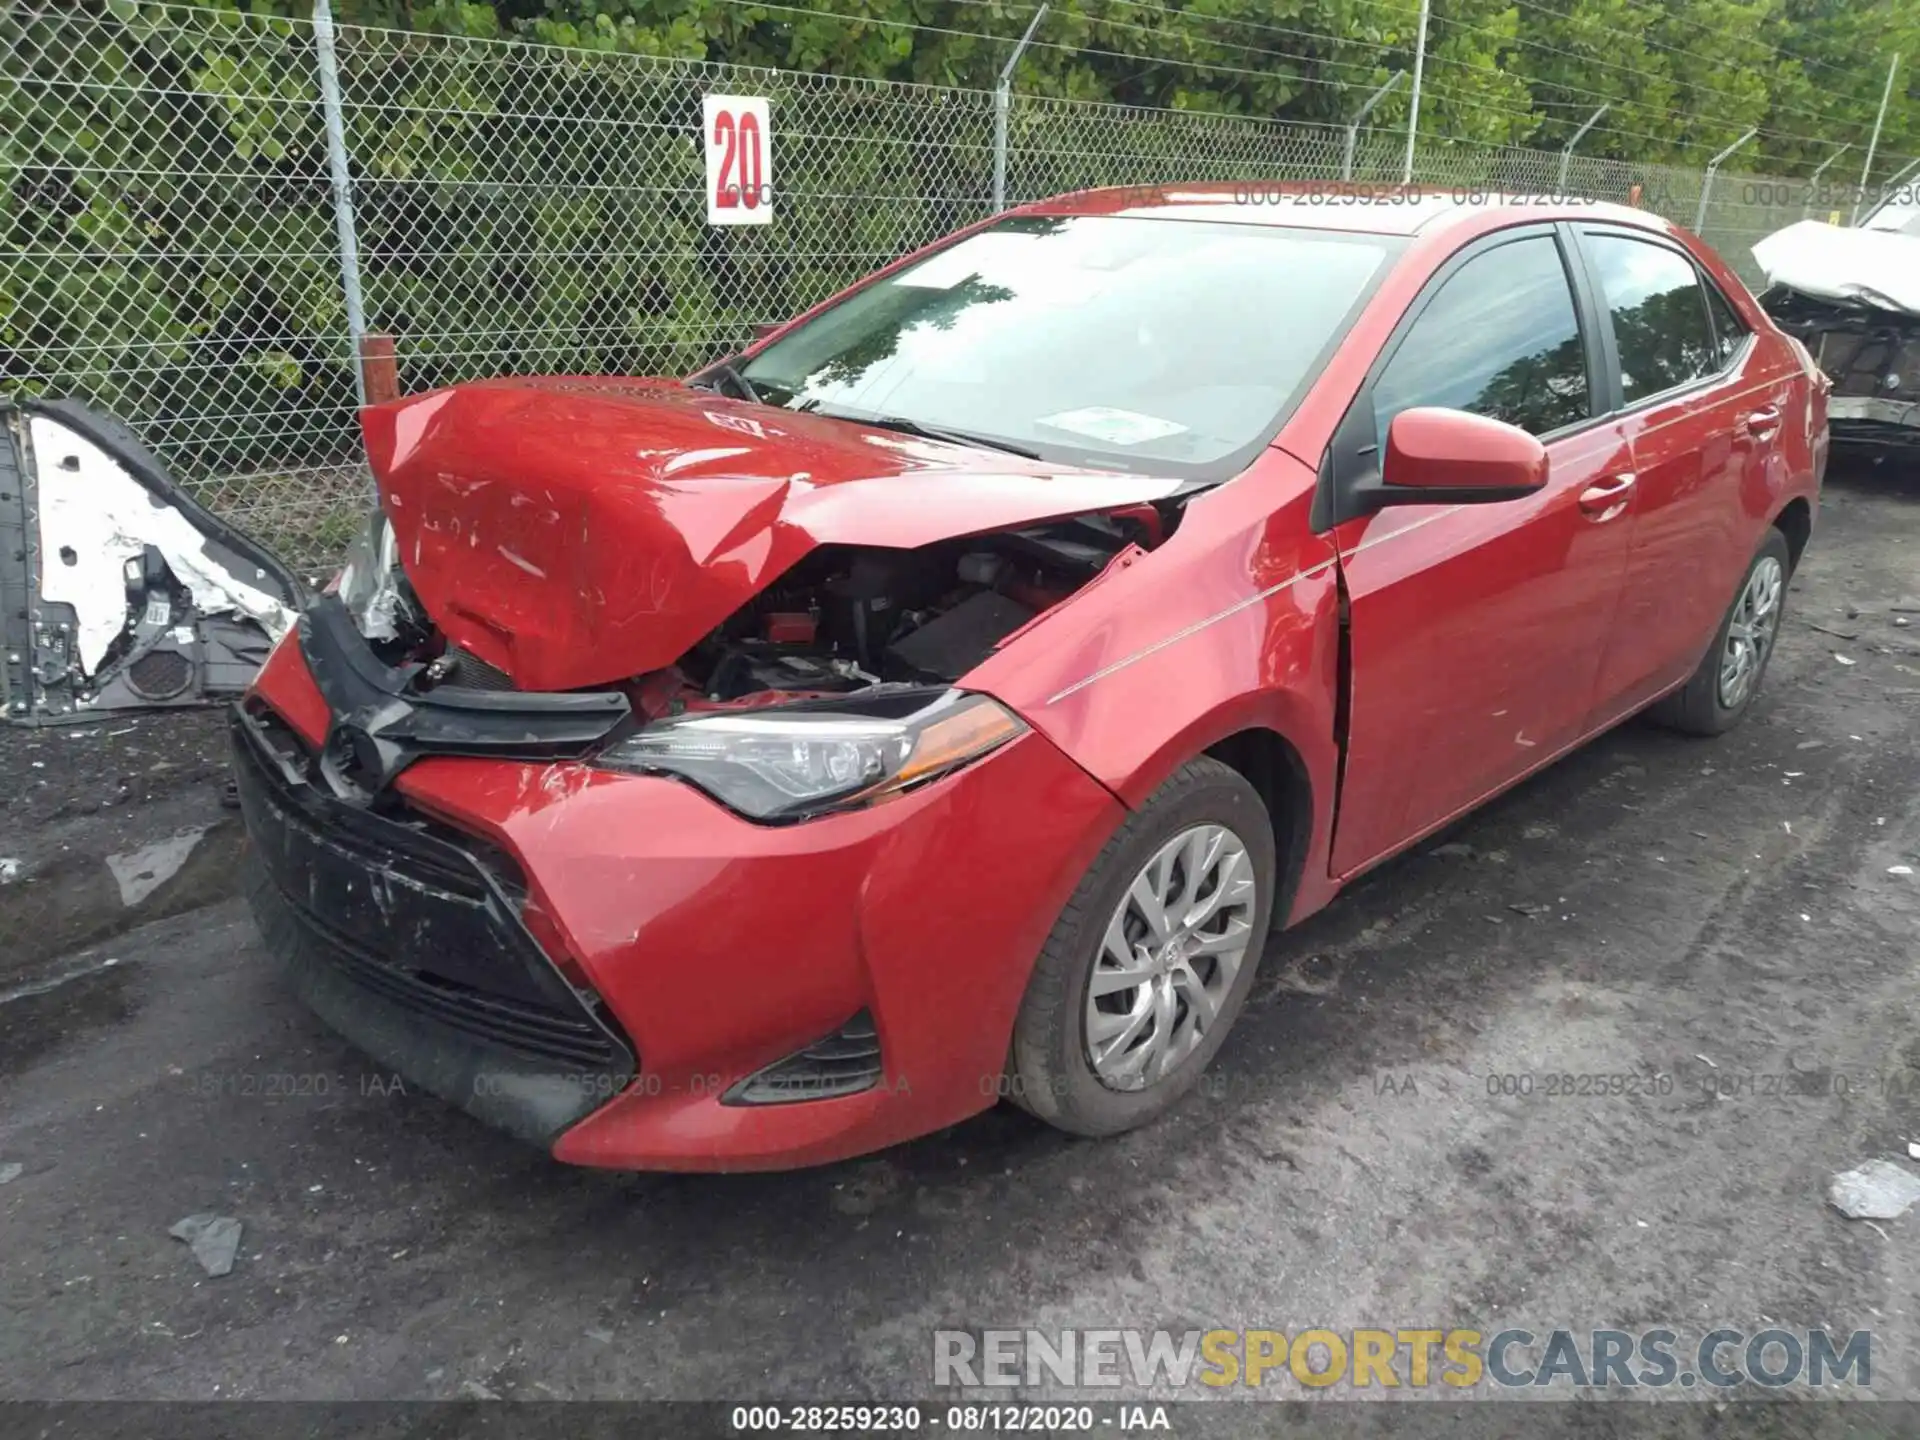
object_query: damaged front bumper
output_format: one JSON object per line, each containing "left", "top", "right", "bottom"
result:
{"left": 232, "top": 700, "right": 638, "bottom": 1146}
{"left": 1, "top": 399, "right": 305, "bottom": 725}
{"left": 239, "top": 627, "right": 1125, "bottom": 1171}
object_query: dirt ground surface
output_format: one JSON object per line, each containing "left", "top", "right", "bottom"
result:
{"left": 2, "top": 456, "right": 1917, "bottom": 1424}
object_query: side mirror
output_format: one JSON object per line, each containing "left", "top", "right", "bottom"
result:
{"left": 1377, "top": 407, "right": 1548, "bottom": 506}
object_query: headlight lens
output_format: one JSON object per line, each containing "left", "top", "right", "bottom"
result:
{"left": 597, "top": 691, "right": 1027, "bottom": 820}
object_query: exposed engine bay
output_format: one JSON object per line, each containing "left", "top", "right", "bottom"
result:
{"left": 1, "top": 400, "right": 305, "bottom": 726}
{"left": 366, "top": 504, "right": 1166, "bottom": 717}
{"left": 647, "top": 508, "right": 1159, "bottom": 717}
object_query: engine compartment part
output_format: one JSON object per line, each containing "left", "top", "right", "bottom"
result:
{"left": 650, "top": 511, "right": 1156, "bottom": 717}
{"left": 1, "top": 400, "right": 306, "bottom": 725}
{"left": 886, "top": 591, "right": 1035, "bottom": 681}
{"left": 330, "top": 495, "right": 1159, "bottom": 753}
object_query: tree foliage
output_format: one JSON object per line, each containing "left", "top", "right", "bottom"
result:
{"left": 307, "top": 0, "right": 1918, "bottom": 168}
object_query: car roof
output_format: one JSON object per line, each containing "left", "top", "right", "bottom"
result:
{"left": 1017, "top": 182, "right": 1669, "bottom": 240}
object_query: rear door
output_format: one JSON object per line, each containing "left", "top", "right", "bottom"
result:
{"left": 1326, "top": 225, "right": 1636, "bottom": 876}
{"left": 1573, "top": 227, "right": 1790, "bottom": 719}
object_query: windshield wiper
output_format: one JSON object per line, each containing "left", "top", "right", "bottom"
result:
{"left": 692, "top": 362, "right": 761, "bottom": 405}
{"left": 808, "top": 405, "right": 1039, "bottom": 459}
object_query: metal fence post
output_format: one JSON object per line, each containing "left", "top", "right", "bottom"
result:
{"left": 1402, "top": 0, "right": 1430, "bottom": 183}
{"left": 1803, "top": 143, "right": 1849, "bottom": 219}
{"left": 1851, "top": 53, "right": 1901, "bottom": 224}
{"left": 1693, "top": 127, "right": 1756, "bottom": 235}
{"left": 1556, "top": 104, "right": 1609, "bottom": 195}
{"left": 312, "top": 0, "right": 369, "bottom": 409}
{"left": 1859, "top": 155, "right": 1920, "bottom": 226}
{"left": 1344, "top": 72, "right": 1404, "bottom": 180}
{"left": 1878, "top": 156, "right": 1920, "bottom": 203}
{"left": 992, "top": 4, "right": 1048, "bottom": 212}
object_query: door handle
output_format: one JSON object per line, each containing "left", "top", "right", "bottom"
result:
{"left": 1578, "top": 472, "right": 1636, "bottom": 521}
{"left": 1744, "top": 405, "right": 1782, "bottom": 439}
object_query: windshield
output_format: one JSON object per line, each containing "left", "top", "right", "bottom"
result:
{"left": 737, "top": 215, "right": 1399, "bottom": 479}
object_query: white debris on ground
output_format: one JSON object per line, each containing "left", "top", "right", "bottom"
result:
{"left": 0, "top": 858, "right": 19, "bottom": 884}
{"left": 0, "top": 1162, "right": 23, "bottom": 1185}
{"left": 169, "top": 1214, "right": 244, "bottom": 1277}
{"left": 104, "top": 827, "right": 208, "bottom": 908}
{"left": 1828, "top": 1160, "right": 1920, "bottom": 1221}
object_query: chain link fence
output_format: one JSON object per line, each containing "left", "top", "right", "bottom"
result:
{"left": 1003, "top": 98, "right": 1811, "bottom": 278}
{"left": 0, "top": 0, "right": 1837, "bottom": 568}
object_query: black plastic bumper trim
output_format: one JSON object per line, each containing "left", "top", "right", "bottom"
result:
{"left": 232, "top": 705, "right": 636, "bottom": 1147}
{"left": 297, "top": 594, "right": 630, "bottom": 793}
{"left": 723, "top": 1010, "right": 884, "bottom": 1106}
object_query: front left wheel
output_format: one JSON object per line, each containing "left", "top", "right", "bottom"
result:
{"left": 1006, "top": 756, "right": 1276, "bottom": 1138}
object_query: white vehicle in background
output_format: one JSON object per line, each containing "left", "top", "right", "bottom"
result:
{"left": 1755, "top": 191, "right": 1920, "bottom": 459}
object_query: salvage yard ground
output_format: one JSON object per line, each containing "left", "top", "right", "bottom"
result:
{"left": 2, "top": 455, "right": 1918, "bottom": 1409}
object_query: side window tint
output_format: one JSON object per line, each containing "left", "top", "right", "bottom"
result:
{"left": 1703, "top": 279, "right": 1750, "bottom": 366}
{"left": 1373, "top": 236, "right": 1590, "bottom": 439}
{"left": 1586, "top": 234, "right": 1719, "bottom": 403}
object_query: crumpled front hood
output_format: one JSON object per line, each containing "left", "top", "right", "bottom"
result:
{"left": 362, "top": 378, "right": 1178, "bottom": 692}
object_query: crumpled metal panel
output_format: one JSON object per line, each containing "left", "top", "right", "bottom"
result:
{"left": 1, "top": 400, "right": 306, "bottom": 726}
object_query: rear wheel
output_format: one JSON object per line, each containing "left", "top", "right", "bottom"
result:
{"left": 1649, "top": 529, "right": 1791, "bottom": 736}
{"left": 1006, "top": 757, "right": 1275, "bottom": 1137}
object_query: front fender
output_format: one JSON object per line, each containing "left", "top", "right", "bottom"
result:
{"left": 968, "top": 454, "right": 1344, "bottom": 924}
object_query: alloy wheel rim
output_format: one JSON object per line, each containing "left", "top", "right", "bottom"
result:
{"left": 1084, "top": 823, "right": 1259, "bottom": 1092}
{"left": 1717, "top": 555, "right": 1783, "bottom": 710}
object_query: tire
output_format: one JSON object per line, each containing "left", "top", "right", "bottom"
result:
{"left": 1006, "top": 756, "right": 1276, "bottom": 1138}
{"left": 1648, "top": 528, "right": 1792, "bottom": 737}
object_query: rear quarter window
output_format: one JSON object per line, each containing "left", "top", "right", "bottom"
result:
{"left": 1702, "top": 278, "right": 1751, "bottom": 367}
{"left": 1585, "top": 233, "right": 1720, "bottom": 404}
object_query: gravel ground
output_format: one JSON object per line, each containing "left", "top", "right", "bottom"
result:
{"left": 1, "top": 456, "right": 1917, "bottom": 1423}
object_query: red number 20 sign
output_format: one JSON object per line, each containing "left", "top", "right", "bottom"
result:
{"left": 703, "top": 95, "right": 774, "bottom": 226}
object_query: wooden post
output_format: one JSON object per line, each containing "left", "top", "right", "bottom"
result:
{"left": 358, "top": 333, "right": 399, "bottom": 405}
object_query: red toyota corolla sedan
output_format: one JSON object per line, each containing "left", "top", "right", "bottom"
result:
{"left": 234, "top": 186, "right": 1826, "bottom": 1170}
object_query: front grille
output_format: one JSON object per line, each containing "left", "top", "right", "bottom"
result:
{"left": 441, "top": 646, "right": 515, "bottom": 692}
{"left": 232, "top": 706, "right": 632, "bottom": 1076}
{"left": 243, "top": 705, "right": 497, "bottom": 898}
{"left": 278, "top": 890, "right": 616, "bottom": 1067}
{"left": 725, "top": 1010, "right": 883, "bottom": 1105}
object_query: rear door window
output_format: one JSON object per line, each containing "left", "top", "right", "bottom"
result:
{"left": 1585, "top": 234, "right": 1720, "bottom": 404}
{"left": 1371, "top": 235, "right": 1591, "bottom": 439}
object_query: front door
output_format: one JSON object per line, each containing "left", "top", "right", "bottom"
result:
{"left": 1327, "top": 227, "right": 1635, "bottom": 876}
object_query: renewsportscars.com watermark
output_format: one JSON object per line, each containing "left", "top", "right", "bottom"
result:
{"left": 933, "top": 1328, "right": 1872, "bottom": 1391}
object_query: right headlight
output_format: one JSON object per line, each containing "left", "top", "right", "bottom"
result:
{"left": 597, "top": 690, "right": 1027, "bottom": 821}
